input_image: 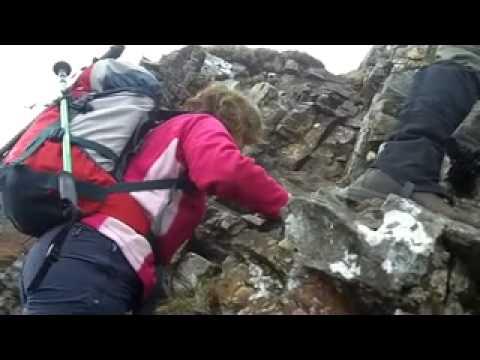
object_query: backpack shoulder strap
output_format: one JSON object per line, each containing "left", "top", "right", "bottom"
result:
{"left": 76, "top": 176, "right": 196, "bottom": 202}
{"left": 70, "top": 136, "right": 120, "bottom": 164}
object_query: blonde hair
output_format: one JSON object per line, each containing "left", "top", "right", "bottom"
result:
{"left": 183, "top": 83, "right": 263, "bottom": 146}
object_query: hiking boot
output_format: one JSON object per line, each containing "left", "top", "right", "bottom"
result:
{"left": 338, "top": 168, "right": 480, "bottom": 228}
{"left": 339, "top": 168, "right": 404, "bottom": 202}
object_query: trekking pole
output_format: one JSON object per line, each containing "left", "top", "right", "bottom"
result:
{"left": 0, "top": 47, "right": 125, "bottom": 181}
{"left": 53, "top": 45, "right": 126, "bottom": 210}
{"left": 53, "top": 61, "right": 78, "bottom": 209}
{"left": 0, "top": 46, "right": 126, "bottom": 161}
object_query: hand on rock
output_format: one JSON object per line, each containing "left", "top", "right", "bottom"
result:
{"left": 279, "top": 193, "right": 293, "bottom": 221}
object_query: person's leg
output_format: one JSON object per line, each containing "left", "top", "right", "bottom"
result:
{"left": 374, "top": 63, "right": 480, "bottom": 192}
{"left": 21, "top": 223, "right": 141, "bottom": 315}
{"left": 375, "top": 61, "right": 480, "bottom": 194}
{"left": 345, "top": 62, "right": 480, "bottom": 197}
{"left": 342, "top": 61, "right": 480, "bottom": 226}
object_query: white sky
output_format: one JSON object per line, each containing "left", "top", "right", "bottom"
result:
{"left": 0, "top": 45, "right": 372, "bottom": 148}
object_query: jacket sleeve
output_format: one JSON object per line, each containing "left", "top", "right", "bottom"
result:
{"left": 180, "top": 115, "right": 289, "bottom": 219}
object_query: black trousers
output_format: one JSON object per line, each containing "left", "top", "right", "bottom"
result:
{"left": 374, "top": 61, "right": 480, "bottom": 195}
{"left": 20, "top": 223, "right": 141, "bottom": 315}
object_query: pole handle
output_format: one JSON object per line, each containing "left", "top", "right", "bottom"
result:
{"left": 53, "top": 61, "right": 72, "bottom": 76}
{"left": 94, "top": 45, "right": 125, "bottom": 62}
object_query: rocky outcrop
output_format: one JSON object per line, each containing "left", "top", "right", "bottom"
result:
{"left": 142, "top": 45, "right": 362, "bottom": 192}
{"left": 286, "top": 191, "right": 480, "bottom": 314}
{"left": 2, "top": 45, "right": 480, "bottom": 315}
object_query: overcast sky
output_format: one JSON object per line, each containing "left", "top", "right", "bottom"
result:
{"left": 0, "top": 45, "right": 372, "bottom": 147}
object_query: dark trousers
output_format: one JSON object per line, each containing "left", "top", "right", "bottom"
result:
{"left": 20, "top": 223, "right": 141, "bottom": 315}
{"left": 374, "top": 62, "right": 480, "bottom": 194}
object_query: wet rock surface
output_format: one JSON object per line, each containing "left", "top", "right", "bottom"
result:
{"left": 2, "top": 45, "right": 480, "bottom": 315}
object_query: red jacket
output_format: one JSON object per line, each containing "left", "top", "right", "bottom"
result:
{"left": 81, "top": 113, "right": 289, "bottom": 297}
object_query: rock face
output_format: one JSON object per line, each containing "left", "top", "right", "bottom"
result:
{"left": 2, "top": 44, "right": 480, "bottom": 315}
{"left": 286, "top": 191, "right": 480, "bottom": 314}
{"left": 142, "top": 45, "right": 362, "bottom": 192}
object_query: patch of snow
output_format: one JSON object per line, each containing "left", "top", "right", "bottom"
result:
{"left": 329, "top": 250, "right": 361, "bottom": 280}
{"left": 248, "top": 263, "right": 282, "bottom": 301}
{"left": 382, "top": 259, "right": 393, "bottom": 274}
{"left": 357, "top": 209, "right": 434, "bottom": 255}
{"left": 201, "top": 53, "right": 233, "bottom": 78}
